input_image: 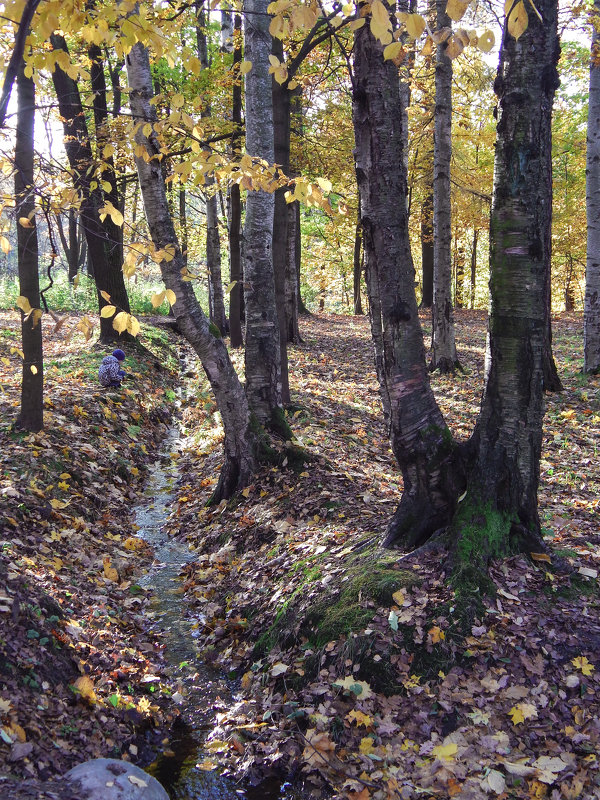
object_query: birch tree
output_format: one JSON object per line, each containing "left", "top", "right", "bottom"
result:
{"left": 585, "top": 0, "right": 600, "bottom": 373}
{"left": 125, "top": 40, "right": 256, "bottom": 499}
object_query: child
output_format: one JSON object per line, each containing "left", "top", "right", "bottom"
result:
{"left": 99, "top": 348, "right": 126, "bottom": 388}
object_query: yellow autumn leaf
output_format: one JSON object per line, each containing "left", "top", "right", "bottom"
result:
{"left": 530, "top": 552, "right": 551, "bottom": 563}
{"left": 477, "top": 29, "right": 495, "bottom": 52}
{"left": 428, "top": 625, "right": 445, "bottom": 643}
{"left": 112, "top": 311, "right": 129, "bottom": 334}
{"left": 405, "top": 13, "right": 426, "bottom": 39}
{"left": 432, "top": 742, "right": 458, "bottom": 760}
{"left": 383, "top": 41, "right": 404, "bottom": 60}
{"left": 165, "top": 289, "right": 176, "bottom": 306}
{"left": 445, "top": 0, "right": 470, "bottom": 21}
{"left": 0, "top": 235, "right": 10, "bottom": 254}
{"left": 127, "top": 314, "right": 141, "bottom": 336}
{"left": 172, "top": 93, "right": 185, "bottom": 108}
{"left": 103, "top": 556, "right": 119, "bottom": 582}
{"left": 16, "top": 296, "right": 32, "bottom": 314}
{"left": 73, "top": 675, "right": 97, "bottom": 704}
{"left": 392, "top": 589, "right": 405, "bottom": 605}
{"left": 359, "top": 736, "right": 374, "bottom": 755}
{"left": 18, "top": 216, "right": 34, "bottom": 228}
{"left": 123, "top": 537, "right": 146, "bottom": 551}
{"left": 240, "top": 60, "right": 252, "bottom": 74}
{"left": 52, "top": 557, "right": 63, "bottom": 571}
{"left": 151, "top": 291, "right": 166, "bottom": 308}
{"left": 346, "top": 710, "right": 372, "bottom": 727}
{"left": 30, "top": 365, "right": 37, "bottom": 375}
{"left": 572, "top": 656, "right": 594, "bottom": 676}
{"left": 100, "top": 304, "right": 117, "bottom": 318}
{"left": 505, "top": 0, "right": 528, "bottom": 40}
{"left": 100, "top": 290, "right": 112, "bottom": 302}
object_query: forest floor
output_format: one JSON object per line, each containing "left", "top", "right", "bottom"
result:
{"left": 0, "top": 309, "right": 599, "bottom": 799}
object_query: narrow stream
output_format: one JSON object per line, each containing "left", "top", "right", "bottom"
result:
{"left": 133, "top": 426, "right": 297, "bottom": 800}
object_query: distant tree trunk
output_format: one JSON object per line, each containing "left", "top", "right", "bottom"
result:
{"left": 470, "top": 228, "right": 478, "bottom": 308}
{"left": 421, "top": 189, "right": 434, "bottom": 307}
{"left": 55, "top": 208, "right": 82, "bottom": 282}
{"left": 50, "top": 34, "right": 130, "bottom": 342}
{"left": 272, "top": 38, "right": 291, "bottom": 402}
{"left": 285, "top": 200, "right": 302, "bottom": 340}
{"left": 564, "top": 254, "right": 576, "bottom": 311}
{"left": 179, "top": 187, "right": 188, "bottom": 268}
{"left": 585, "top": 0, "right": 600, "bottom": 373}
{"left": 89, "top": 40, "right": 124, "bottom": 270}
{"left": 126, "top": 40, "right": 255, "bottom": 499}
{"left": 221, "top": 3, "right": 233, "bottom": 50}
{"left": 243, "top": 0, "right": 283, "bottom": 428}
{"left": 454, "top": 238, "right": 464, "bottom": 308}
{"left": 430, "top": 0, "right": 458, "bottom": 372}
{"left": 353, "top": 201, "right": 363, "bottom": 315}
{"left": 228, "top": 10, "right": 244, "bottom": 348}
{"left": 15, "top": 62, "right": 43, "bottom": 432}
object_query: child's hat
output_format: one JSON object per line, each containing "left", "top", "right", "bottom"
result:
{"left": 112, "top": 349, "right": 126, "bottom": 361}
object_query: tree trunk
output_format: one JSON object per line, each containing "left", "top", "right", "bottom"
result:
{"left": 197, "top": 5, "right": 228, "bottom": 337}
{"left": 50, "top": 34, "right": 130, "bottom": 342}
{"left": 125, "top": 40, "right": 256, "bottom": 499}
{"left": 228, "top": 10, "right": 244, "bottom": 348}
{"left": 430, "top": 0, "right": 458, "bottom": 372}
{"left": 352, "top": 23, "right": 464, "bottom": 550}
{"left": 15, "top": 62, "right": 43, "bottom": 432}
{"left": 453, "top": 0, "right": 561, "bottom": 576}
{"left": 243, "top": 0, "right": 283, "bottom": 429}
{"left": 272, "top": 37, "right": 291, "bottom": 402}
{"left": 585, "top": 0, "right": 600, "bottom": 373}
{"left": 421, "top": 189, "right": 434, "bottom": 307}
{"left": 285, "top": 200, "right": 302, "bottom": 340}
{"left": 353, "top": 201, "right": 363, "bottom": 315}
{"left": 470, "top": 227, "right": 478, "bottom": 308}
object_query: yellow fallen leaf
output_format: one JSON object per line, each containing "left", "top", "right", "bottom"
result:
{"left": 123, "top": 537, "right": 146, "bottom": 551}
{"left": 103, "top": 557, "right": 119, "bottom": 582}
{"left": 359, "top": 736, "right": 374, "bottom": 755}
{"left": 73, "top": 676, "right": 97, "bottom": 704}
{"left": 392, "top": 589, "right": 405, "bottom": 605}
{"left": 572, "top": 656, "right": 594, "bottom": 676}
{"left": 432, "top": 742, "right": 458, "bottom": 761}
{"left": 346, "top": 710, "right": 372, "bottom": 728}
{"left": 428, "top": 625, "right": 445, "bottom": 643}
{"left": 530, "top": 552, "right": 551, "bottom": 563}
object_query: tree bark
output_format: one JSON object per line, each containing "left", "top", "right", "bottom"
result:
{"left": 50, "top": 34, "right": 130, "bottom": 342}
{"left": 455, "top": 0, "right": 561, "bottom": 574}
{"left": 352, "top": 23, "right": 464, "bottom": 550}
{"left": 243, "top": 0, "right": 283, "bottom": 428}
{"left": 353, "top": 200, "right": 363, "bottom": 315}
{"left": 285, "top": 200, "right": 302, "bottom": 340}
{"left": 228, "top": 10, "right": 244, "bottom": 348}
{"left": 125, "top": 40, "right": 256, "bottom": 499}
{"left": 470, "top": 227, "right": 477, "bottom": 308}
{"left": 272, "top": 37, "right": 291, "bottom": 402}
{"left": 430, "top": 0, "right": 458, "bottom": 372}
{"left": 585, "top": 0, "right": 600, "bottom": 373}
{"left": 15, "top": 61, "right": 43, "bottom": 432}
{"left": 197, "top": 4, "right": 228, "bottom": 337}
{"left": 421, "top": 189, "right": 434, "bottom": 307}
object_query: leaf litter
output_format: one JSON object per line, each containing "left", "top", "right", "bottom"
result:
{"left": 0, "top": 309, "right": 599, "bottom": 800}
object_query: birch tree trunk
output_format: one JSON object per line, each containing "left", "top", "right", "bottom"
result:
{"left": 228, "top": 10, "right": 244, "bottom": 348}
{"left": 585, "top": 0, "right": 600, "bottom": 373}
{"left": 454, "top": 0, "right": 560, "bottom": 576}
{"left": 197, "top": 5, "right": 228, "bottom": 337}
{"left": 430, "top": 0, "right": 458, "bottom": 372}
{"left": 125, "top": 41, "right": 255, "bottom": 499}
{"left": 243, "top": 0, "right": 284, "bottom": 429}
{"left": 50, "top": 34, "right": 131, "bottom": 342}
{"left": 15, "top": 61, "right": 43, "bottom": 432}
{"left": 352, "top": 23, "right": 465, "bottom": 550}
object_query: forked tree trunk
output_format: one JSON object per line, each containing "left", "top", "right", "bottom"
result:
{"left": 430, "top": 0, "right": 458, "bottom": 372}
{"left": 454, "top": 0, "right": 560, "bottom": 574}
{"left": 585, "top": 0, "right": 600, "bottom": 373}
{"left": 229, "top": 10, "right": 244, "bottom": 348}
{"left": 50, "top": 34, "right": 131, "bottom": 342}
{"left": 352, "top": 23, "right": 464, "bottom": 549}
{"left": 15, "top": 62, "right": 43, "bottom": 432}
{"left": 126, "top": 41, "right": 255, "bottom": 499}
{"left": 243, "top": 0, "right": 283, "bottom": 428}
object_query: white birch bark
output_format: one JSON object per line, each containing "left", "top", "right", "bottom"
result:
{"left": 243, "top": 0, "right": 282, "bottom": 426}
{"left": 430, "top": 0, "right": 458, "bottom": 372}
{"left": 585, "top": 1, "right": 600, "bottom": 373}
{"left": 125, "top": 41, "right": 255, "bottom": 498}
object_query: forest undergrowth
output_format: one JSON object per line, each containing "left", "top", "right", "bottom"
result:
{"left": 0, "top": 309, "right": 599, "bottom": 799}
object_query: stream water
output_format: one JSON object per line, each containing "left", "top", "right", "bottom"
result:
{"left": 133, "top": 426, "right": 297, "bottom": 800}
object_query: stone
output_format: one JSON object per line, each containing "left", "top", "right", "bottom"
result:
{"left": 63, "top": 758, "right": 168, "bottom": 800}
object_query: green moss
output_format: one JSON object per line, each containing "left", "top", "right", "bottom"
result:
{"left": 303, "top": 563, "right": 417, "bottom": 648}
{"left": 269, "top": 406, "right": 293, "bottom": 440}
